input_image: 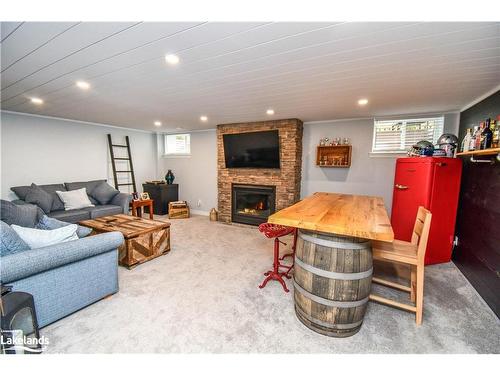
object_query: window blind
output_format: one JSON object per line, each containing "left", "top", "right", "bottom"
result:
{"left": 372, "top": 116, "right": 444, "bottom": 153}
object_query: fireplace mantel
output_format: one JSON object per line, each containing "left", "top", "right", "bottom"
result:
{"left": 217, "top": 119, "right": 303, "bottom": 223}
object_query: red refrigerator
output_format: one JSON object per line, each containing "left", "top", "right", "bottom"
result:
{"left": 391, "top": 157, "right": 463, "bottom": 265}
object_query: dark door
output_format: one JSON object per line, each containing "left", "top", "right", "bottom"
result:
{"left": 453, "top": 89, "right": 500, "bottom": 317}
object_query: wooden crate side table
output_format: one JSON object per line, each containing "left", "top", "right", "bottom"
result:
{"left": 168, "top": 201, "right": 190, "bottom": 219}
{"left": 130, "top": 199, "right": 154, "bottom": 219}
{"left": 79, "top": 214, "right": 170, "bottom": 269}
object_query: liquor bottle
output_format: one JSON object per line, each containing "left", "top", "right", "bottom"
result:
{"left": 489, "top": 120, "right": 495, "bottom": 143}
{"left": 492, "top": 116, "right": 500, "bottom": 148}
{"left": 470, "top": 125, "right": 480, "bottom": 151}
{"left": 481, "top": 118, "right": 493, "bottom": 149}
{"left": 461, "top": 129, "right": 472, "bottom": 152}
{"left": 475, "top": 122, "right": 485, "bottom": 150}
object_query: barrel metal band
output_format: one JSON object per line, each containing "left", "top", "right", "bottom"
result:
{"left": 295, "top": 257, "right": 373, "bottom": 280}
{"left": 295, "top": 305, "right": 363, "bottom": 330}
{"left": 299, "top": 231, "right": 371, "bottom": 250}
{"left": 293, "top": 281, "right": 369, "bottom": 308}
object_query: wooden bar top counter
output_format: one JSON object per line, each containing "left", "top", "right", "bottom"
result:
{"left": 267, "top": 192, "right": 394, "bottom": 242}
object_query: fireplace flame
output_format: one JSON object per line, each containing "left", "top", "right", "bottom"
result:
{"left": 255, "top": 201, "right": 265, "bottom": 210}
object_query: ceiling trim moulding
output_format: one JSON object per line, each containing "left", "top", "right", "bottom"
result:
{"left": 0, "top": 110, "right": 155, "bottom": 134}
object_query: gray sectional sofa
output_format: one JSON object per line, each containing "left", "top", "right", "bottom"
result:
{"left": 0, "top": 199, "right": 125, "bottom": 328}
{"left": 11, "top": 180, "right": 132, "bottom": 223}
{"left": 1, "top": 230, "right": 124, "bottom": 328}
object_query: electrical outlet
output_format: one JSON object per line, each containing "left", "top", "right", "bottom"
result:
{"left": 197, "top": 199, "right": 202, "bottom": 207}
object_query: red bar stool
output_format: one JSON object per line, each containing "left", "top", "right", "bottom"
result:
{"left": 258, "top": 223, "right": 297, "bottom": 293}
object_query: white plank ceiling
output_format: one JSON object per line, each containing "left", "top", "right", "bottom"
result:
{"left": 1, "top": 22, "right": 499, "bottom": 132}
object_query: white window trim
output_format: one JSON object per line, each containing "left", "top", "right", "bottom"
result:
{"left": 371, "top": 116, "right": 444, "bottom": 155}
{"left": 162, "top": 154, "right": 192, "bottom": 159}
{"left": 369, "top": 151, "right": 407, "bottom": 157}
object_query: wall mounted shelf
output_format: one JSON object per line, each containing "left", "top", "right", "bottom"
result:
{"left": 316, "top": 145, "right": 352, "bottom": 168}
{"left": 456, "top": 147, "right": 499, "bottom": 164}
{"left": 456, "top": 148, "right": 500, "bottom": 156}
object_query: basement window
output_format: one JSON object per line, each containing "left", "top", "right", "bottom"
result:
{"left": 164, "top": 134, "right": 191, "bottom": 156}
{"left": 371, "top": 116, "right": 444, "bottom": 154}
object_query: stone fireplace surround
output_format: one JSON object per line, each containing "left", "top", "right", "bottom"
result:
{"left": 217, "top": 118, "right": 303, "bottom": 224}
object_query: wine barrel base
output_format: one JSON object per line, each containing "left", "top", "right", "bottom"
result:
{"left": 295, "top": 306, "right": 363, "bottom": 338}
{"left": 293, "top": 230, "right": 372, "bottom": 338}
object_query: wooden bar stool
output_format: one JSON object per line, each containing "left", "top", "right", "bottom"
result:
{"left": 369, "top": 206, "right": 432, "bottom": 325}
{"left": 258, "top": 223, "right": 297, "bottom": 293}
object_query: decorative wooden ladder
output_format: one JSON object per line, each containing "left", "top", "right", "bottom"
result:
{"left": 107, "top": 134, "right": 137, "bottom": 193}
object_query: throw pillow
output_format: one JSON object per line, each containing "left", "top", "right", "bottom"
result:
{"left": 36, "top": 215, "right": 92, "bottom": 238}
{"left": 65, "top": 180, "right": 105, "bottom": 205}
{"left": 37, "top": 184, "right": 67, "bottom": 212}
{"left": 0, "top": 200, "right": 40, "bottom": 228}
{"left": 0, "top": 221, "right": 29, "bottom": 256}
{"left": 11, "top": 186, "right": 31, "bottom": 200}
{"left": 11, "top": 224, "right": 79, "bottom": 249}
{"left": 91, "top": 181, "right": 120, "bottom": 205}
{"left": 25, "top": 183, "right": 54, "bottom": 214}
{"left": 56, "top": 188, "right": 95, "bottom": 210}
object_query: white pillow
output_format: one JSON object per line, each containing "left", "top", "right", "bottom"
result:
{"left": 11, "top": 224, "right": 79, "bottom": 249}
{"left": 56, "top": 188, "right": 94, "bottom": 210}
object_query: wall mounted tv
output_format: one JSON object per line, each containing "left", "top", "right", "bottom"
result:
{"left": 223, "top": 130, "right": 280, "bottom": 169}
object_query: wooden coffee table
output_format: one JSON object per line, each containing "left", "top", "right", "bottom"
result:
{"left": 79, "top": 214, "right": 171, "bottom": 269}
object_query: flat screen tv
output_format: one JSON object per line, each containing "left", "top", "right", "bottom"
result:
{"left": 223, "top": 130, "right": 280, "bottom": 169}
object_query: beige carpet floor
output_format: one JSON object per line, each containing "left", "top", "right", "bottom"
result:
{"left": 42, "top": 215, "right": 500, "bottom": 353}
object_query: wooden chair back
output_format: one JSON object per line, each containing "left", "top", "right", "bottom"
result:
{"left": 410, "top": 206, "right": 432, "bottom": 263}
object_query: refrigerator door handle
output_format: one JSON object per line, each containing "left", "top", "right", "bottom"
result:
{"left": 395, "top": 184, "right": 409, "bottom": 190}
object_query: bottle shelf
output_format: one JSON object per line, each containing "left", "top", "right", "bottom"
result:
{"left": 316, "top": 145, "right": 352, "bottom": 168}
{"left": 456, "top": 148, "right": 500, "bottom": 156}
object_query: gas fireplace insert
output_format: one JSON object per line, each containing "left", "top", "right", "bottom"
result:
{"left": 231, "top": 184, "right": 276, "bottom": 225}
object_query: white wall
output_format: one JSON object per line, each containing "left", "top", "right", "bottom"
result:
{"left": 302, "top": 119, "right": 396, "bottom": 210}
{"left": 159, "top": 130, "right": 217, "bottom": 214}
{"left": 1, "top": 111, "right": 158, "bottom": 200}
{"left": 443, "top": 113, "right": 460, "bottom": 135}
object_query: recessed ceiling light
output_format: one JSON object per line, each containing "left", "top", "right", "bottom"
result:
{"left": 358, "top": 98, "right": 369, "bottom": 106}
{"left": 30, "top": 97, "right": 43, "bottom": 105}
{"left": 154, "top": 121, "right": 162, "bottom": 127}
{"left": 175, "top": 127, "right": 183, "bottom": 130}
{"left": 266, "top": 109, "right": 275, "bottom": 115}
{"left": 165, "top": 54, "right": 180, "bottom": 65}
{"left": 200, "top": 116, "right": 208, "bottom": 122}
{"left": 76, "top": 80, "right": 90, "bottom": 90}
